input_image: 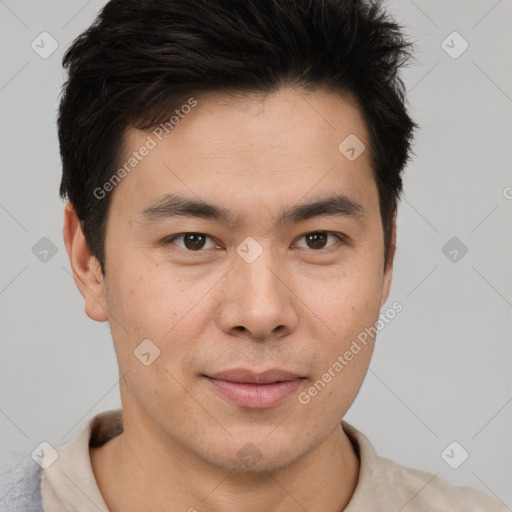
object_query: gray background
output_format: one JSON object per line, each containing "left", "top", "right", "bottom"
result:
{"left": 1, "top": 0, "right": 511, "bottom": 507}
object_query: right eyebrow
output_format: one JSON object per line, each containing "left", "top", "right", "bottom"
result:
{"left": 138, "top": 193, "right": 238, "bottom": 227}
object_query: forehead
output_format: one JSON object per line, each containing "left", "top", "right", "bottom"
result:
{"left": 111, "top": 86, "right": 377, "bottom": 221}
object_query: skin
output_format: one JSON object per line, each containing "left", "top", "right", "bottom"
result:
{"left": 64, "top": 86, "right": 396, "bottom": 512}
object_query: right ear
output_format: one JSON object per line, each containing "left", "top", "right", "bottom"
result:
{"left": 63, "top": 202, "right": 109, "bottom": 322}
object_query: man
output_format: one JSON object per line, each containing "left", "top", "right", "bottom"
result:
{"left": 0, "top": 0, "right": 506, "bottom": 510}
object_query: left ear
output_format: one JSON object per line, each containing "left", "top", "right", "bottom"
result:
{"left": 380, "top": 214, "right": 396, "bottom": 307}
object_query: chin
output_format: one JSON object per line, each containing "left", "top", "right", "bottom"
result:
{"left": 196, "top": 435, "right": 308, "bottom": 474}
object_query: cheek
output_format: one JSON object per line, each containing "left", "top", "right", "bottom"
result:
{"left": 105, "top": 259, "right": 219, "bottom": 362}
{"left": 105, "top": 264, "right": 207, "bottom": 402}
{"left": 303, "top": 260, "right": 384, "bottom": 336}
{"left": 109, "top": 258, "right": 179, "bottom": 324}
{"left": 295, "top": 260, "right": 383, "bottom": 406}
{"left": 298, "top": 278, "right": 380, "bottom": 417}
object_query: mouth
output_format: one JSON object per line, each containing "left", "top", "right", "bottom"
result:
{"left": 202, "top": 369, "right": 306, "bottom": 409}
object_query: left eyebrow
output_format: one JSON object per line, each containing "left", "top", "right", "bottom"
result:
{"left": 137, "top": 192, "right": 365, "bottom": 228}
{"left": 275, "top": 193, "right": 365, "bottom": 226}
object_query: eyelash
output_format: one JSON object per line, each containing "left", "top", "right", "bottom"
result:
{"left": 164, "top": 231, "right": 347, "bottom": 253}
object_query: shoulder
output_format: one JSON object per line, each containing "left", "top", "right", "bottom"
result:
{"left": 0, "top": 454, "right": 43, "bottom": 512}
{"left": 342, "top": 422, "right": 508, "bottom": 512}
{"left": 377, "top": 454, "right": 507, "bottom": 511}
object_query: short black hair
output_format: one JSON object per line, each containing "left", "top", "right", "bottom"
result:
{"left": 58, "top": 0, "right": 417, "bottom": 275}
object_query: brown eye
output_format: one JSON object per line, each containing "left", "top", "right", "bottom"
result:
{"left": 167, "top": 233, "right": 216, "bottom": 251}
{"left": 305, "top": 232, "right": 328, "bottom": 249}
{"left": 183, "top": 233, "right": 207, "bottom": 250}
{"left": 294, "top": 231, "right": 343, "bottom": 251}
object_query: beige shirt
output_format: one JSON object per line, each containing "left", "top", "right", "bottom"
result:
{"left": 41, "top": 409, "right": 507, "bottom": 511}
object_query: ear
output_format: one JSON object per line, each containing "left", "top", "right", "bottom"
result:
{"left": 380, "top": 214, "right": 397, "bottom": 307}
{"left": 63, "top": 202, "right": 109, "bottom": 322}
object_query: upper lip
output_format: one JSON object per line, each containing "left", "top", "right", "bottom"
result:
{"left": 205, "top": 369, "right": 304, "bottom": 384}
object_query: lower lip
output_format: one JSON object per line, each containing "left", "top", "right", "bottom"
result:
{"left": 205, "top": 377, "right": 304, "bottom": 409}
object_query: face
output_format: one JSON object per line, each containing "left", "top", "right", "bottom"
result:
{"left": 76, "top": 86, "right": 394, "bottom": 473}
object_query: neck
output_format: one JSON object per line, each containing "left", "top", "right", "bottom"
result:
{"left": 90, "top": 412, "right": 359, "bottom": 512}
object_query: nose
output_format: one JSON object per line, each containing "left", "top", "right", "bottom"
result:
{"left": 216, "top": 248, "right": 299, "bottom": 341}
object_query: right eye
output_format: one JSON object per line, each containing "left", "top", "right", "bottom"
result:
{"left": 164, "top": 233, "right": 219, "bottom": 251}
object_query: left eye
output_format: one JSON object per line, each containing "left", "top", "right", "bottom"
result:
{"left": 294, "top": 231, "right": 342, "bottom": 250}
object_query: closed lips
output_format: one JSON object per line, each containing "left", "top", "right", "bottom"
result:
{"left": 204, "top": 369, "right": 305, "bottom": 384}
